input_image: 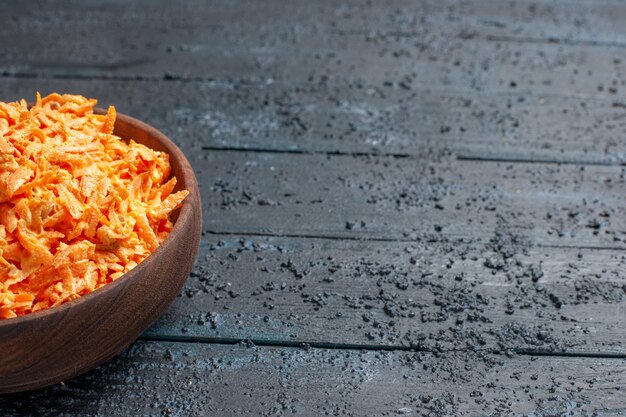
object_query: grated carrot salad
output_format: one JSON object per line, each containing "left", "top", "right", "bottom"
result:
{"left": 0, "top": 93, "right": 189, "bottom": 319}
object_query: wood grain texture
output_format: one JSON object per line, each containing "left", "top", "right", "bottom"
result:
{"left": 3, "top": 78, "right": 626, "bottom": 164}
{"left": 0, "top": 112, "right": 202, "bottom": 393}
{"left": 195, "top": 150, "right": 626, "bottom": 249}
{"left": 4, "top": 0, "right": 626, "bottom": 99}
{"left": 5, "top": 0, "right": 626, "bottom": 44}
{"left": 144, "top": 234, "right": 626, "bottom": 354}
{"left": 1, "top": 341, "right": 624, "bottom": 416}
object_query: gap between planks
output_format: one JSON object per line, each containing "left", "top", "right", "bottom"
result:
{"left": 201, "top": 145, "right": 412, "bottom": 159}
{"left": 201, "top": 146, "right": 625, "bottom": 167}
{"left": 456, "top": 155, "right": 626, "bottom": 167}
{"left": 203, "top": 230, "right": 626, "bottom": 252}
{"left": 355, "top": 30, "right": 626, "bottom": 49}
{"left": 139, "top": 334, "right": 626, "bottom": 360}
{"left": 4, "top": 70, "right": 626, "bottom": 104}
{"left": 484, "top": 34, "right": 626, "bottom": 49}
{"left": 0, "top": 71, "right": 219, "bottom": 84}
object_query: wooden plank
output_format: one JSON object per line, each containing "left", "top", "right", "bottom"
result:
{"left": 145, "top": 234, "right": 626, "bottom": 354}
{"left": 2, "top": 33, "right": 625, "bottom": 99}
{"left": 6, "top": 0, "right": 626, "bottom": 50}
{"left": 3, "top": 72, "right": 626, "bottom": 165}
{"left": 193, "top": 150, "right": 626, "bottom": 248}
{"left": 4, "top": 0, "right": 626, "bottom": 99}
{"left": 1, "top": 341, "right": 624, "bottom": 416}
{"left": 5, "top": 0, "right": 626, "bottom": 45}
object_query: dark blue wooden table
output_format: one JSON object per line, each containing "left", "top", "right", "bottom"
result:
{"left": 1, "top": 1, "right": 625, "bottom": 415}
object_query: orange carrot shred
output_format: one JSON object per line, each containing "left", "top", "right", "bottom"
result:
{"left": 0, "top": 93, "right": 189, "bottom": 318}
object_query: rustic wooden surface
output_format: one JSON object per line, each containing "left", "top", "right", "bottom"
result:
{"left": 1, "top": 0, "right": 625, "bottom": 415}
{"left": 2, "top": 341, "right": 626, "bottom": 416}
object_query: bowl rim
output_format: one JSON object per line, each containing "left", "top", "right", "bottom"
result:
{"left": 0, "top": 109, "right": 198, "bottom": 327}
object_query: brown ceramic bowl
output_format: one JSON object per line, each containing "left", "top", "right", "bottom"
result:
{"left": 0, "top": 110, "right": 202, "bottom": 393}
